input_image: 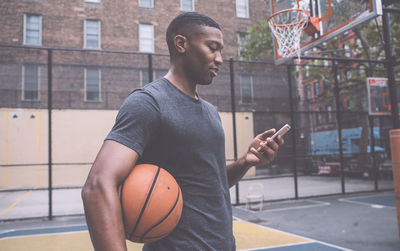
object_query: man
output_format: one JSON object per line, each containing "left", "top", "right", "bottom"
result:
{"left": 82, "top": 12, "right": 283, "bottom": 251}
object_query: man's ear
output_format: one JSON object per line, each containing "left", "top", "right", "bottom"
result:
{"left": 174, "top": 35, "right": 188, "bottom": 54}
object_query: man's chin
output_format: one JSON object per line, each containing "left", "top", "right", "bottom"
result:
{"left": 197, "top": 77, "right": 214, "bottom": 86}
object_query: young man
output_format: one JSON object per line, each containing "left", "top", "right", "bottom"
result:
{"left": 82, "top": 12, "right": 283, "bottom": 251}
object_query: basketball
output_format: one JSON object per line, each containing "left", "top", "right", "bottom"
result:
{"left": 118, "top": 164, "right": 183, "bottom": 243}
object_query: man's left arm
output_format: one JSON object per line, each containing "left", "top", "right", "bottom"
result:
{"left": 226, "top": 128, "right": 284, "bottom": 187}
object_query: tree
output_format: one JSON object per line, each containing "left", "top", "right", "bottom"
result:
{"left": 240, "top": 0, "right": 400, "bottom": 175}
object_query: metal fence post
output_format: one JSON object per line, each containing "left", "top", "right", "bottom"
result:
{"left": 382, "top": 8, "right": 400, "bottom": 129}
{"left": 47, "top": 49, "right": 53, "bottom": 220}
{"left": 369, "top": 116, "right": 378, "bottom": 191}
{"left": 229, "top": 57, "right": 239, "bottom": 205}
{"left": 287, "top": 64, "right": 298, "bottom": 199}
{"left": 333, "top": 61, "right": 345, "bottom": 194}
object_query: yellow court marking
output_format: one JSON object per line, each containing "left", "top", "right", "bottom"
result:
{"left": 0, "top": 220, "right": 309, "bottom": 251}
{"left": 233, "top": 221, "right": 310, "bottom": 250}
{"left": 0, "top": 232, "right": 143, "bottom": 251}
{"left": 0, "top": 190, "right": 33, "bottom": 217}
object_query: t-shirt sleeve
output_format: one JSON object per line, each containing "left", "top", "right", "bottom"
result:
{"left": 105, "top": 90, "right": 160, "bottom": 156}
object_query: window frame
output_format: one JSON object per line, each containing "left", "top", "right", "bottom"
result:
{"left": 236, "top": 0, "right": 249, "bottom": 18}
{"left": 139, "top": 23, "right": 155, "bottom": 53}
{"left": 22, "top": 64, "right": 40, "bottom": 101}
{"left": 23, "top": 14, "right": 42, "bottom": 46}
{"left": 84, "top": 67, "right": 101, "bottom": 102}
{"left": 181, "top": 0, "right": 194, "bottom": 12}
{"left": 84, "top": 19, "right": 101, "bottom": 49}
{"left": 313, "top": 82, "right": 320, "bottom": 97}
{"left": 139, "top": 0, "right": 154, "bottom": 8}
{"left": 239, "top": 74, "right": 254, "bottom": 105}
{"left": 237, "top": 32, "right": 247, "bottom": 57}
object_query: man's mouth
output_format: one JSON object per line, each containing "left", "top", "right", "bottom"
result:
{"left": 209, "top": 68, "right": 219, "bottom": 77}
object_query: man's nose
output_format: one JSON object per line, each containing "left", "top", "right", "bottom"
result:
{"left": 215, "top": 51, "right": 223, "bottom": 65}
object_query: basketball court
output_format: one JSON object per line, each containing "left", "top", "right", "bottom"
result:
{"left": 1, "top": 0, "right": 399, "bottom": 250}
{"left": 0, "top": 218, "right": 350, "bottom": 251}
{"left": 1, "top": 191, "right": 398, "bottom": 251}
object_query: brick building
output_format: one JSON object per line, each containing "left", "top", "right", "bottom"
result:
{"left": 0, "top": 0, "right": 286, "bottom": 110}
{"left": 1, "top": 0, "right": 295, "bottom": 186}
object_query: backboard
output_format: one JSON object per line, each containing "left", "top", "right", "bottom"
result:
{"left": 269, "top": 0, "right": 382, "bottom": 64}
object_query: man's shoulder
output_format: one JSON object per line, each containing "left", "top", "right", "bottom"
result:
{"left": 124, "top": 78, "right": 167, "bottom": 102}
{"left": 142, "top": 77, "right": 169, "bottom": 95}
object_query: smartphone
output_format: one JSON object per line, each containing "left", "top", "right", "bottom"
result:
{"left": 257, "top": 124, "right": 291, "bottom": 153}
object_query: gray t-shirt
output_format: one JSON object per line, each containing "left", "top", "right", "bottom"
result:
{"left": 106, "top": 78, "right": 235, "bottom": 250}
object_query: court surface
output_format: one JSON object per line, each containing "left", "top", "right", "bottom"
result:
{"left": 0, "top": 219, "right": 350, "bottom": 251}
{"left": 0, "top": 191, "right": 398, "bottom": 251}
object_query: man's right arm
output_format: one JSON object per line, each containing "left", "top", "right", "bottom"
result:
{"left": 82, "top": 140, "right": 139, "bottom": 251}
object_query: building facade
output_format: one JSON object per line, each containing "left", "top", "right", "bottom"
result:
{"left": 1, "top": 0, "right": 294, "bottom": 188}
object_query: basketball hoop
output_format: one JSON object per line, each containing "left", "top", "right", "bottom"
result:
{"left": 268, "top": 9, "right": 319, "bottom": 60}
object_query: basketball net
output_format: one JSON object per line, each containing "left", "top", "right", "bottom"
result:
{"left": 268, "top": 9, "right": 310, "bottom": 60}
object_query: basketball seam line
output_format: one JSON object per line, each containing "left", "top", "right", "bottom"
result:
{"left": 129, "top": 166, "right": 161, "bottom": 241}
{"left": 139, "top": 187, "right": 181, "bottom": 241}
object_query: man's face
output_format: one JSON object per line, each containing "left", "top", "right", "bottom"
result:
{"left": 183, "top": 26, "right": 224, "bottom": 85}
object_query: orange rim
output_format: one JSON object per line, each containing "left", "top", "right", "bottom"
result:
{"left": 268, "top": 8, "right": 311, "bottom": 29}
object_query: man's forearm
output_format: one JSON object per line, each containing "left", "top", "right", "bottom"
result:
{"left": 82, "top": 179, "right": 127, "bottom": 251}
{"left": 226, "top": 156, "right": 252, "bottom": 188}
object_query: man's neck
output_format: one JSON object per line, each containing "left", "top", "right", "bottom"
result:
{"left": 164, "top": 67, "right": 197, "bottom": 99}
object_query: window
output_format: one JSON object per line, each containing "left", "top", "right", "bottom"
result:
{"left": 85, "top": 68, "right": 101, "bottom": 101}
{"left": 181, "top": 0, "right": 194, "bottom": 11}
{"left": 355, "top": 38, "right": 362, "bottom": 55}
{"left": 313, "top": 82, "right": 320, "bottom": 96}
{"left": 139, "top": 0, "right": 153, "bottom": 8}
{"left": 85, "top": 20, "right": 101, "bottom": 49}
{"left": 22, "top": 65, "right": 40, "bottom": 101}
{"left": 344, "top": 44, "right": 350, "bottom": 57}
{"left": 237, "top": 32, "right": 247, "bottom": 57}
{"left": 140, "top": 69, "right": 156, "bottom": 86}
{"left": 24, "top": 14, "right": 41, "bottom": 45}
{"left": 326, "top": 105, "right": 332, "bottom": 123}
{"left": 240, "top": 75, "right": 253, "bottom": 104}
{"left": 358, "top": 65, "right": 365, "bottom": 77}
{"left": 346, "top": 70, "right": 352, "bottom": 80}
{"left": 305, "top": 65, "right": 310, "bottom": 77}
{"left": 315, "top": 107, "right": 322, "bottom": 125}
{"left": 323, "top": 80, "right": 330, "bottom": 93}
{"left": 139, "top": 24, "right": 154, "bottom": 52}
{"left": 306, "top": 85, "right": 311, "bottom": 100}
{"left": 236, "top": 0, "right": 249, "bottom": 18}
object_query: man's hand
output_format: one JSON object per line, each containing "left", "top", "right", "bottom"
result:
{"left": 245, "top": 129, "right": 284, "bottom": 167}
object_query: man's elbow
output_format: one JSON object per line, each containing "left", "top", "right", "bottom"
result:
{"left": 82, "top": 175, "right": 104, "bottom": 205}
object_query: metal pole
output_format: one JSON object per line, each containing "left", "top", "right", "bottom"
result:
{"left": 287, "top": 65, "right": 298, "bottom": 199}
{"left": 382, "top": 9, "right": 400, "bottom": 129}
{"left": 47, "top": 49, "right": 53, "bottom": 220}
{"left": 148, "top": 54, "right": 153, "bottom": 83}
{"left": 369, "top": 116, "right": 378, "bottom": 191}
{"left": 229, "top": 57, "right": 239, "bottom": 205}
{"left": 333, "top": 61, "right": 345, "bottom": 194}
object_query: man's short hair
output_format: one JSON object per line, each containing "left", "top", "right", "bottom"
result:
{"left": 166, "top": 12, "right": 221, "bottom": 56}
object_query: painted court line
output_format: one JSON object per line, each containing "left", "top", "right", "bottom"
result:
{"left": 239, "top": 199, "right": 330, "bottom": 213}
{"left": 0, "top": 190, "right": 34, "bottom": 217}
{"left": 235, "top": 217, "right": 352, "bottom": 251}
{"left": 339, "top": 195, "right": 396, "bottom": 209}
{"left": 245, "top": 242, "right": 353, "bottom": 251}
{"left": 0, "top": 225, "right": 88, "bottom": 239}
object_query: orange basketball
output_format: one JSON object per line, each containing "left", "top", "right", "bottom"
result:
{"left": 118, "top": 164, "right": 183, "bottom": 243}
